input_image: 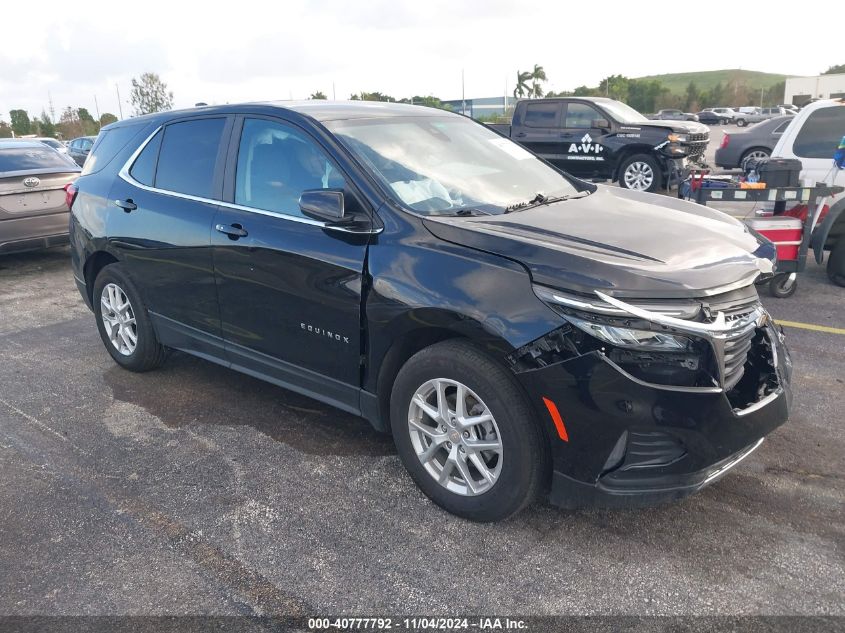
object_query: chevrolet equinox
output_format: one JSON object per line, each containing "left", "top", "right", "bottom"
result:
{"left": 69, "top": 102, "right": 792, "bottom": 521}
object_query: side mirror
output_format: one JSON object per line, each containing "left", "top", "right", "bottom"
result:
{"left": 299, "top": 189, "right": 347, "bottom": 223}
{"left": 592, "top": 118, "right": 610, "bottom": 130}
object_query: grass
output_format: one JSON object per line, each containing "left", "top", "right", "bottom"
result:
{"left": 634, "top": 69, "right": 793, "bottom": 94}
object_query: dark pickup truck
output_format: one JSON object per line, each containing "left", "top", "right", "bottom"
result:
{"left": 489, "top": 97, "right": 710, "bottom": 192}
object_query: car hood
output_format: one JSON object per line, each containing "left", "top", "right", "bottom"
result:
{"left": 638, "top": 120, "right": 709, "bottom": 135}
{"left": 422, "top": 186, "right": 775, "bottom": 299}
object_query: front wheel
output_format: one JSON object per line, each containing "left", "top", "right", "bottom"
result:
{"left": 736, "top": 118, "right": 747, "bottom": 127}
{"left": 827, "top": 239, "right": 845, "bottom": 287}
{"left": 93, "top": 263, "right": 168, "bottom": 372}
{"left": 619, "top": 154, "right": 661, "bottom": 193}
{"left": 390, "top": 340, "right": 547, "bottom": 522}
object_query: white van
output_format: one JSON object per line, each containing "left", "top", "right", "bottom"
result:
{"left": 772, "top": 99, "right": 845, "bottom": 285}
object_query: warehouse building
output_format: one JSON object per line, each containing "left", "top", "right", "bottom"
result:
{"left": 784, "top": 74, "right": 845, "bottom": 106}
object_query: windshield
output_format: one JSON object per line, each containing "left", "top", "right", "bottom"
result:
{"left": 327, "top": 115, "right": 579, "bottom": 215}
{"left": 599, "top": 100, "right": 649, "bottom": 124}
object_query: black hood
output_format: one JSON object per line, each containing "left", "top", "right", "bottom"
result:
{"left": 423, "top": 187, "right": 775, "bottom": 299}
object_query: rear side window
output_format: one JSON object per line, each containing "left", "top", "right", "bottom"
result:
{"left": 129, "top": 130, "right": 163, "bottom": 186}
{"left": 155, "top": 118, "right": 225, "bottom": 198}
{"left": 523, "top": 102, "right": 559, "bottom": 128}
{"left": 793, "top": 106, "right": 845, "bottom": 159}
{"left": 0, "top": 146, "right": 76, "bottom": 173}
{"left": 81, "top": 124, "right": 145, "bottom": 175}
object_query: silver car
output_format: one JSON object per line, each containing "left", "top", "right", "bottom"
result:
{"left": 0, "top": 140, "right": 81, "bottom": 255}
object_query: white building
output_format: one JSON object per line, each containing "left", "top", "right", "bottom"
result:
{"left": 784, "top": 73, "right": 845, "bottom": 106}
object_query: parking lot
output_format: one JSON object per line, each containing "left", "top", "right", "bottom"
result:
{"left": 1, "top": 202, "right": 843, "bottom": 618}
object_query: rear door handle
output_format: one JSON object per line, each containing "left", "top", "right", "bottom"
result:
{"left": 215, "top": 223, "right": 248, "bottom": 239}
{"left": 114, "top": 199, "right": 137, "bottom": 212}
{"left": 559, "top": 132, "right": 574, "bottom": 138}
{"left": 516, "top": 132, "right": 526, "bottom": 138}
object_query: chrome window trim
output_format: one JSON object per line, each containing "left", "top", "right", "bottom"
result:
{"left": 117, "top": 124, "right": 382, "bottom": 235}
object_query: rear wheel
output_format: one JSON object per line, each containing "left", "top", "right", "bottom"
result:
{"left": 740, "top": 147, "right": 771, "bottom": 169}
{"left": 827, "top": 239, "right": 845, "bottom": 287}
{"left": 93, "top": 264, "right": 167, "bottom": 372}
{"left": 619, "top": 154, "right": 661, "bottom": 193}
{"left": 390, "top": 340, "right": 546, "bottom": 522}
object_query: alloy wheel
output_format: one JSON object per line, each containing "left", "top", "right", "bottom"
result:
{"left": 100, "top": 283, "right": 137, "bottom": 356}
{"left": 623, "top": 161, "right": 655, "bottom": 190}
{"left": 407, "top": 378, "right": 503, "bottom": 496}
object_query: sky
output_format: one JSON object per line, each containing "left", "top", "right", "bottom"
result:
{"left": 0, "top": 0, "right": 837, "bottom": 122}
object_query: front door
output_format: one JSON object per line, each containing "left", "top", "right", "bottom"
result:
{"left": 558, "top": 102, "right": 608, "bottom": 177}
{"left": 211, "top": 117, "right": 370, "bottom": 407}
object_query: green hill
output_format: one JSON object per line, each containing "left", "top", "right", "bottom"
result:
{"left": 635, "top": 69, "right": 793, "bottom": 94}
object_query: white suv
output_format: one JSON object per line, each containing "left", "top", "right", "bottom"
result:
{"left": 772, "top": 99, "right": 845, "bottom": 285}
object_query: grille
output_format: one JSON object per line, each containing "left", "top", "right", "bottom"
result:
{"left": 723, "top": 326, "right": 757, "bottom": 389}
{"left": 620, "top": 430, "right": 687, "bottom": 470}
{"left": 682, "top": 132, "right": 710, "bottom": 161}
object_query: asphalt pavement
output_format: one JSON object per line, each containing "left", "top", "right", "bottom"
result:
{"left": 0, "top": 224, "right": 843, "bottom": 617}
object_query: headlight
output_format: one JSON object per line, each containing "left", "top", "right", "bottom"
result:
{"left": 667, "top": 133, "right": 688, "bottom": 143}
{"left": 565, "top": 314, "right": 692, "bottom": 351}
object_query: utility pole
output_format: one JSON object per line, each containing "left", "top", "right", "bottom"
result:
{"left": 461, "top": 69, "right": 466, "bottom": 116}
{"left": 48, "top": 91, "right": 55, "bottom": 123}
{"left": 94, "top": 94, "right": 101, "bottom": 128}
{"left": 116, "top": 84, "right": 123, "bottom": 119}
{"left": 332, "top": 82, "right": 336, "bottom": 100}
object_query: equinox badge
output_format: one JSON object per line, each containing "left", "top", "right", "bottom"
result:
{"left": 301, "top": 322, "right": 350, "bottom": 344}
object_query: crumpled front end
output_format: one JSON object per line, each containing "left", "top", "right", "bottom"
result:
{"left": 509, "top": 283, "right": 792, "bottom": 508}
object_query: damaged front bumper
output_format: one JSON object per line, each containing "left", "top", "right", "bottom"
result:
{"left": 512, "top": 287, "right": 793, "bottom": 509}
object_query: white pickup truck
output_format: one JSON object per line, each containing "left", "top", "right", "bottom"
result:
{"left": 772, "top": 98, "right": 845, "bottom": 285}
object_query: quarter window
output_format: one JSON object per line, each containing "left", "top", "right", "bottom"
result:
{"left": 793, "top": 107, "right": 845, "bottom": 159}
{"left": 154, "top": 118, "right": 225, "bottom": 198}
{"left": 564, "top": 103, "right": 601, "bottom": 129}
{"left": 129, "top": 130, "right": 163, "bottom": 186}
{"left": 235, "top": 118, "right": 345, "bottom": 217}
{"left": 523, "top": 102, "right": 559, "bottom": 128}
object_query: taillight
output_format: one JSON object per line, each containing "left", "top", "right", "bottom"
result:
{"left": 719, "top": 134, "right": 730, "bottom": 149}
{"left": 64, "top": 183, "right": 78, "bottom": 210}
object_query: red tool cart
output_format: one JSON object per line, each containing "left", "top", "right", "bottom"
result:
{"left": 689, "top": 179, "right": 844, "bottom": 297}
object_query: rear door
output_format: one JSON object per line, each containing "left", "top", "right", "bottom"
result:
{"left": 512, "top": 101, "right": 563, "bottom": 161}
{"left": 558, "top": 101, "right": 609, "bottom": 176}
{"left": 106, "top": 116, "right": 232, "bottom": 355}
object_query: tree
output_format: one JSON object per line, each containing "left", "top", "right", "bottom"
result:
{"left": 598, "top": 75, "right": 630, "bottom": 102}
{"left": 56, "top": 107, "right": 84, "bottom": 139}
{"left": 531, "top": 64, "right": 547, "bottom": 98}
{"left": 684, "top": 81, "right": 701, "bottom": 111}
{"left": 309, "top": 91, "right": 327, "bottom": 100}
{"left": 100, "top": 113, "right": 118, "bottom": 126}
{"left": 399, "top": 95, "right": 452, "bottom": 110}
{"left": 513, "top": 70, "right": 532, "bottom": 99}
{"left": 38, "top": 111, "right": 56, "bottom": 138}
{"left": 9, "top": 109, "right": 31, "bottom": 136}
{"left": 822, "top": 64, "right": 845, "bottom": 75}
{"left": 129, "top": 72, "right": 174, "bottom": 116}
{"left": 351, "top": 91, "right": 395, "bottom": 102}
{"left": 0, "top": 121, "right": 12, "bottom": 138}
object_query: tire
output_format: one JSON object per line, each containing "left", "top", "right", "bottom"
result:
{"left": 390, "top": 340, "right": 546, "bottom": 522}
{"left": 827, "top": 239, "right": 845, "bottom": 287}
{"left": 769, "top": 275, "right": 798, "bottom": 298}
{"left": 619, "top": 153, "right": 661, "bottom": 193}
{"left": 721, "top": 118, "right": 729, "bottom": 125}
{"left": 736, "top": 118, "right": 747, "bottom": 127}
{"left": 93, "top": 263, "right": 168, "bottom": 372}
{"left": 740, "top": 147, "right": 771, "bottom": 169}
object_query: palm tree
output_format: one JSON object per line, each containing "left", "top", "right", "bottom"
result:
{"left": 531, "top": 64, "right": 547, "bottom": 99}
{"left": 513, "top": 71, "right": 532, "bottom": 99}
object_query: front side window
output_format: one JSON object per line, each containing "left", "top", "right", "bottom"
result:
{"left": 793, "top": 106, "right": 845, "bottom": 159}
{"left": 564, "top": 103, "right": 600, "bottom": 129}
{"left": 235, "top": 118, "right": 345, "bottom": 217}
{"left": 329, "top": 115, "right": 579, "bottom": 215}
{"left": 155, "top": 118, "right": 225, "bottom": 198}
{"left": 523, "top": 103, "right": 559, "bottom": 128}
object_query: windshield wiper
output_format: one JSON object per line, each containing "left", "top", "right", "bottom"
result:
{"left": 504, "top": 191, "right": 590, "bottom": 214}
{"left": 443, "top": 208, "right": 493, "bottom": 217}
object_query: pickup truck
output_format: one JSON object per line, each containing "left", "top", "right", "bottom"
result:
{"left": 488, "top": 97, "right": 710, "bottom": 192}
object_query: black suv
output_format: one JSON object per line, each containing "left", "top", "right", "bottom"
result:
{"left": 69, "top": 102, "right": 792, "bottom": 521}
